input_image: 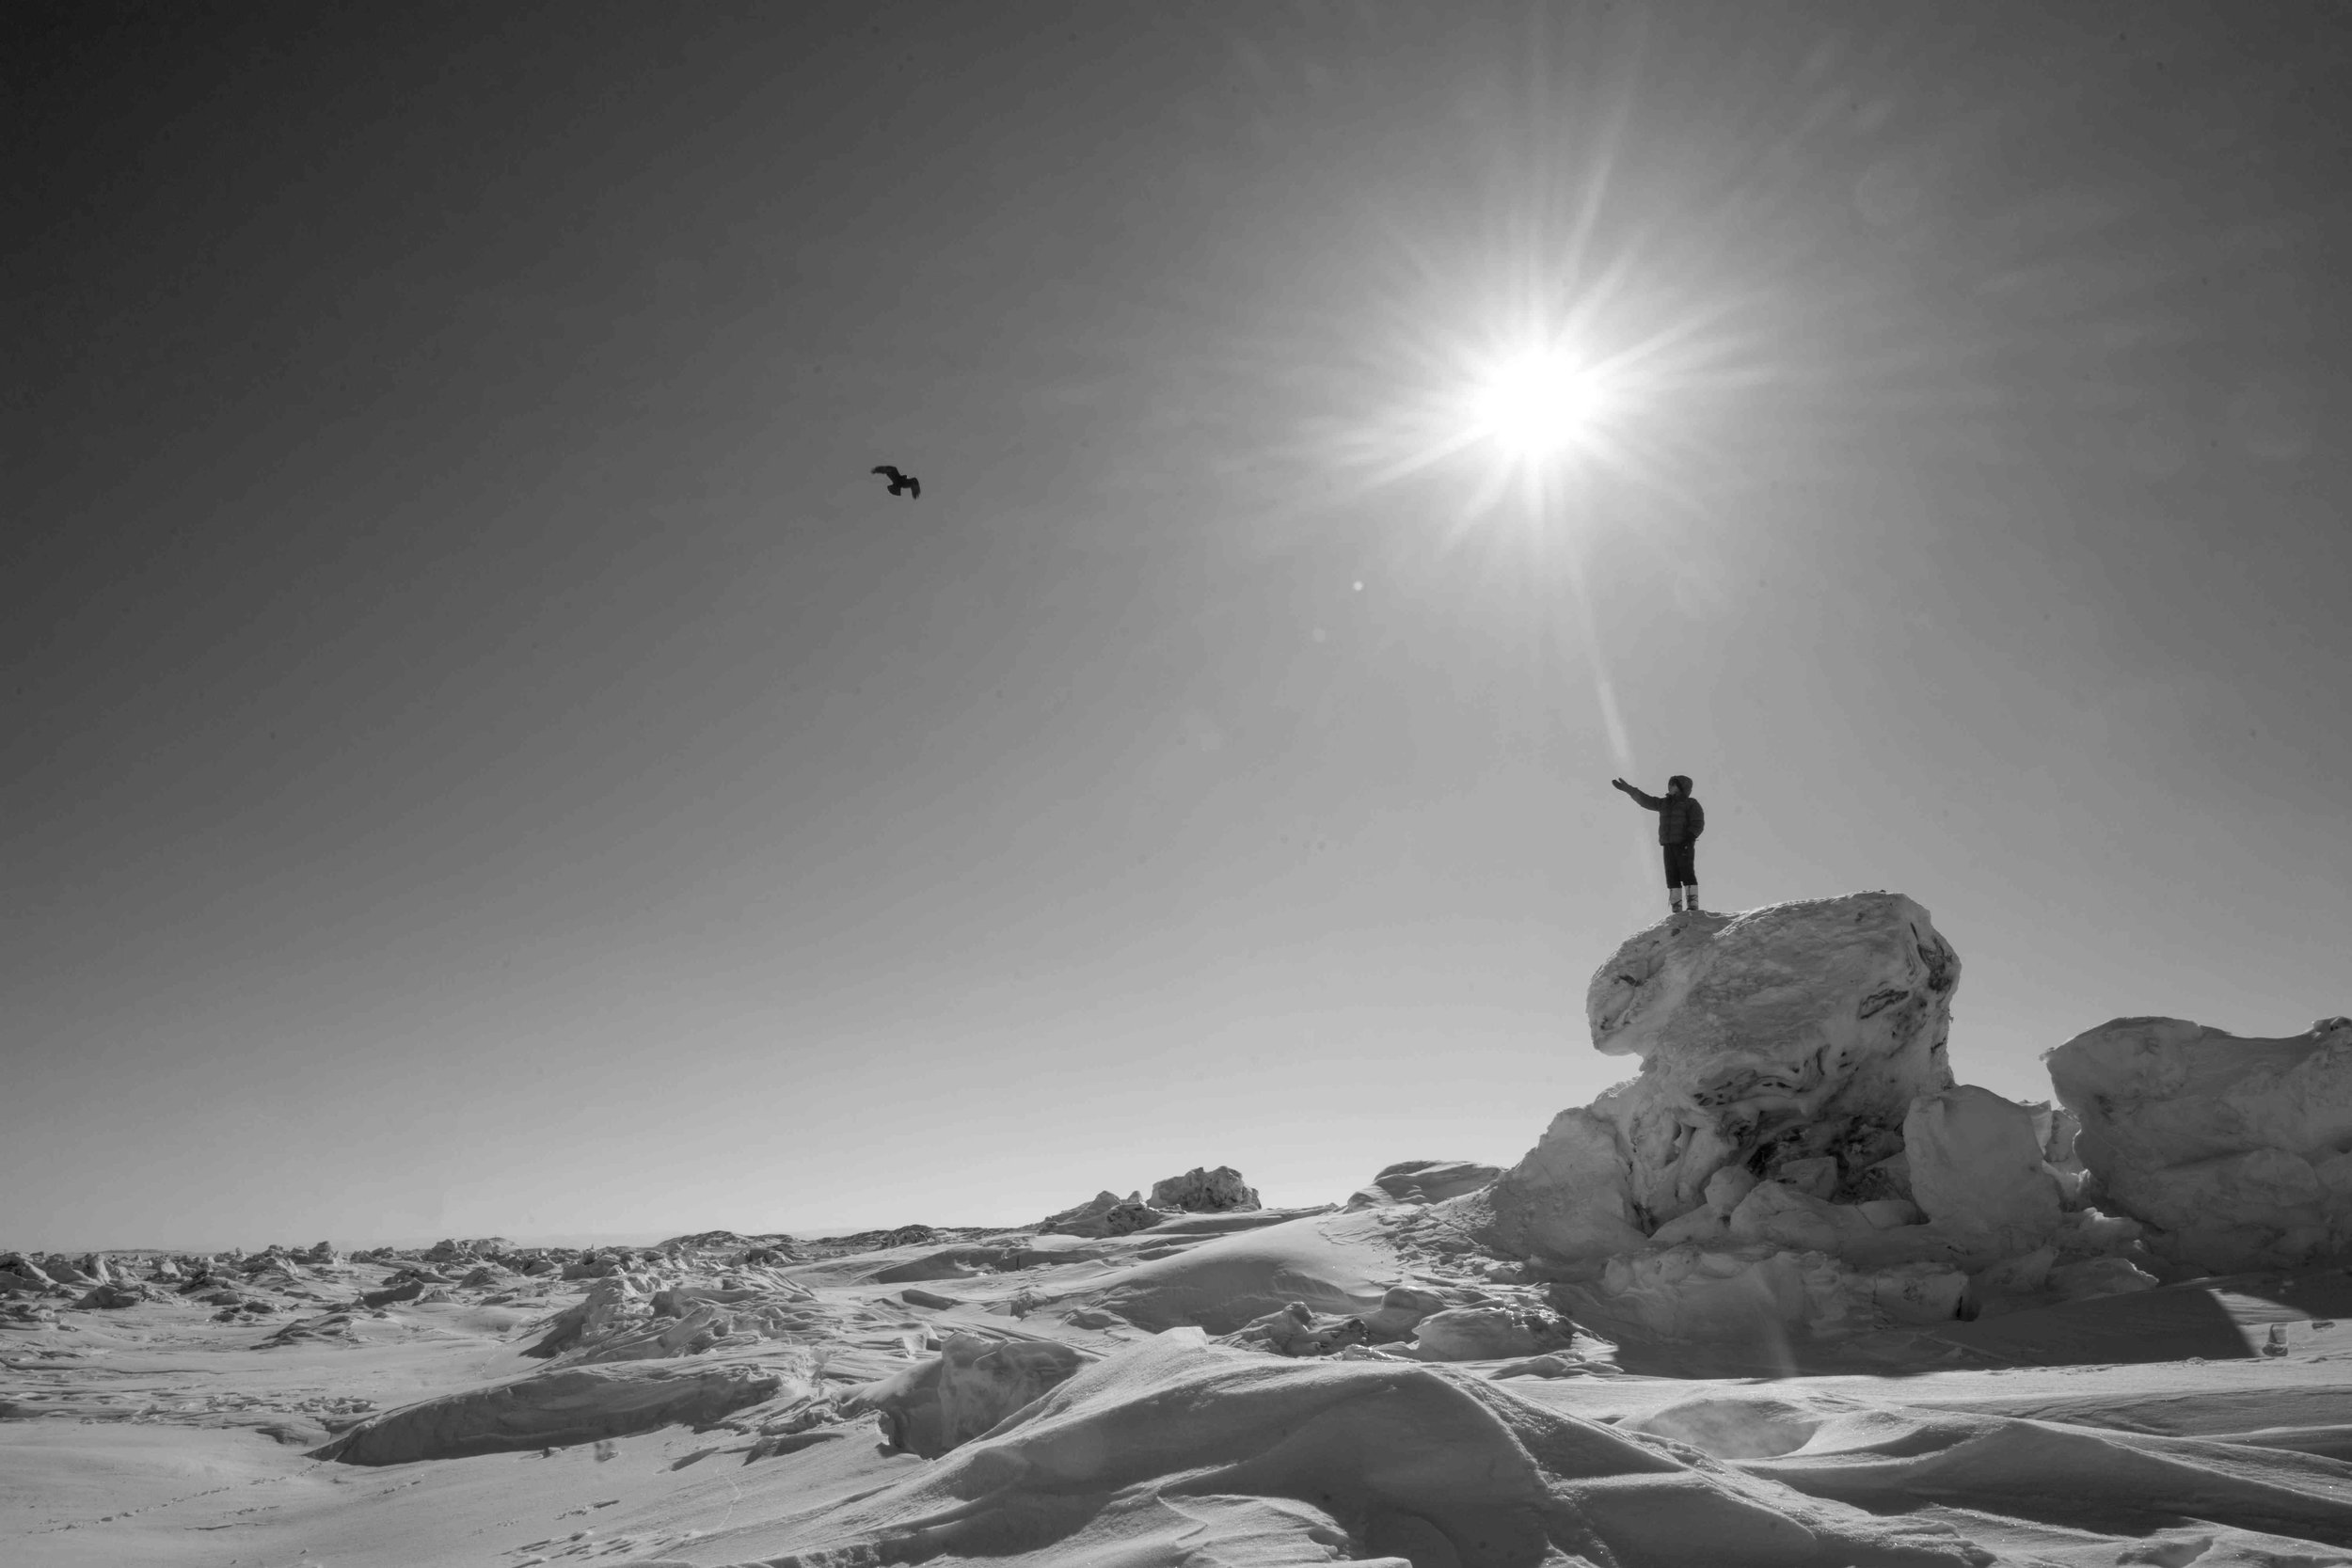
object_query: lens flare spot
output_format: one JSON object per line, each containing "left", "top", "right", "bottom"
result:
{"left": 1471, "top": 348, "right": 1607, "bottom": 458}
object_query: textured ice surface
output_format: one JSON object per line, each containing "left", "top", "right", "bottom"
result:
{"left": 1488, "top": 894, "right": 1962, "bottom": 1263}
{"left": 2049, "top": 1015, "right": 2352, "bottom": 1270}
{"left": 1463, "top": 894, "right": 2167, "bottom": 1346}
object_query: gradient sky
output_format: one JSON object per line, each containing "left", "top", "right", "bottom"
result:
{"left": 9, "top": 2, "right": 2348, "bottom": 1251}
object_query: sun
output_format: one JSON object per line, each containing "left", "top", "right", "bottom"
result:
{"left": 1469, "top": 345, "right": 1608, "bottom": 461}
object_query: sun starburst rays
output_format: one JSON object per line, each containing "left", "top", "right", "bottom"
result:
{"left": 1323, "top": 273, "right": 1743, "bottom": 567}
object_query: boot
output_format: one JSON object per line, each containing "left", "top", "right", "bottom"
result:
{"left": 1685, "top": 884, "right": 1702, "bottom": 914}
{"left": 1667, "top": 889, "right": 1685, "bottom": 916}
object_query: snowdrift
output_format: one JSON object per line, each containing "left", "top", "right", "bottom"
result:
{"left": 709, "top": 1330, "right": 1990, "bottom": 1568}
{"left": 310, "top": 1360, "right": 782, "bottom": 1465}
{"left": 1634, "top": 1387, "right": 2352, "bottom": 1553}
{"left": 1073, "top": 1211, "right": 1397, "bottom": 1334}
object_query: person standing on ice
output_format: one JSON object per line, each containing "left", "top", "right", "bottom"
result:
{"left": 1612, "top": 774, "right": 1706, "bottom": 916}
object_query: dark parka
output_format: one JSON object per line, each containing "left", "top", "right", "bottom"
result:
{"left": 1624, "top": 785, "right": 1705, "bottom": 846}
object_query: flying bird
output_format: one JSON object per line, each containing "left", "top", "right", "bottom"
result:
{"left": 871, "top": 465, "right": 920, "bottom": 499}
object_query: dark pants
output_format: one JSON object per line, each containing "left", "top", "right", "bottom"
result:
{"left": 1662, "top": 842, "right": 1696, "bottom": 887}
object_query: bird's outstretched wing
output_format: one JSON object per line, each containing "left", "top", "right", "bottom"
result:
{"left": 907, "top": 477, "right": 920, "bottom": 499}
{"left": 872, "top": 465, "right": 902, "bottom": 482}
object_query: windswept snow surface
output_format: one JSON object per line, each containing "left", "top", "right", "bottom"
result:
{"left": 8, "top": 897, "right": 2349, "bottom": 1565}
{"left": 10, "top": 1222, "right": 2352, "bottom": 1566}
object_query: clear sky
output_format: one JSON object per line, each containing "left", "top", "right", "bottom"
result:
{"left": 8, "top": 2, "right": 2347, "bottom": 1251}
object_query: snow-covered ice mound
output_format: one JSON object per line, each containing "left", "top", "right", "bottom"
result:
{"left": 2049, "top": 1014, "right": 2352, "bottom": 1271}
{"left": 1037, "top": 1166, "right": 1261, "bottom": 1237}
{"left": 1429, "top": 894, "right": 2159, "bottom": 1352}
{"left": 1483, "top": 893, "right": 1963, "bottom": 1264}
{"left": 1149, "top": 1164, "right": 1261, "bottom": 1212}
{"left": 1037, "top": 1189, "right": 1168, "bottom": 1237}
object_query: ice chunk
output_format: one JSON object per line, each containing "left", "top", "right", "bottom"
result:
{"left": 1903, "top": 1085, "right": 2064, "bottom": 1249}
{"left": 2047, "top": 1015, "right": 2352, "bottom": 1269}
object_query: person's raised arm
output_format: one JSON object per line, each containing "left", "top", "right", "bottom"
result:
{"left": 1612, "top": 778, "right": 1663, "bottom": 810}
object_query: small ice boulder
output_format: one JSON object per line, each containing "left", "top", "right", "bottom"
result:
{"left": 1410, "top": 1306, "right": 1572, "bottom": 1361}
